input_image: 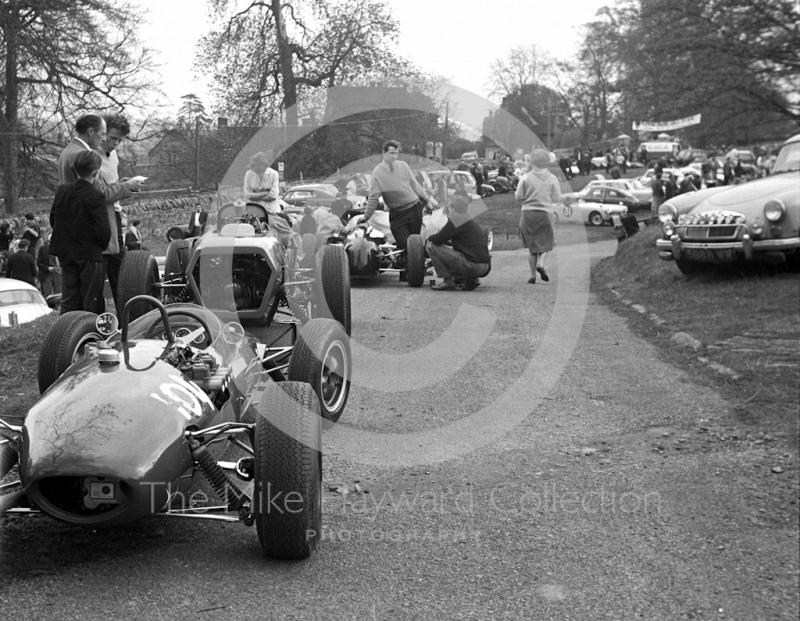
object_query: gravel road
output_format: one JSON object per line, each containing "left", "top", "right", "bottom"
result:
{"left": 1, "top": 232, "right": 797, "bottom": 620}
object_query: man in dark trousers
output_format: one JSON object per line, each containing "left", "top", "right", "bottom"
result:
{"left": 5, "top": 239, "right": 37, "bottom": 286}
{"left": 362, "top": 140, "right": 428, "bottom": 281}
{"left": 49, "top": 150, "right": 111, "bottom": 314}
{"left": 37, "top": 234, "right": 61, "bottom": 298}
{"left": 426, "top": 194, "right": 491, "bottom": 291}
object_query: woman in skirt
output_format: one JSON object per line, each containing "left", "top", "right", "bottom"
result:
{"left": 515, "top": 149, "right": 562, "bottom": 284}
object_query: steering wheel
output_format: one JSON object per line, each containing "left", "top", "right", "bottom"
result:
{"left": 143, "top": 307, "right": 220, "bottom": 348}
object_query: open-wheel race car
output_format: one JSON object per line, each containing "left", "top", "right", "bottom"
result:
{"left": 326, "top": 209, "right": 493, "bottom": 288}
{"left": 0, "top": 200, "right": 354, "bottom": 560}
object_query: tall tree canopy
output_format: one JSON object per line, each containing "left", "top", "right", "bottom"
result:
{"left": 0, "top": 0, "right": 157, "bottom": 213}
{"left": 197, "top": 0, "right": 417, "bottom": 126}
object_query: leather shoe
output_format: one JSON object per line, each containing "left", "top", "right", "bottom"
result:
{"left": 536, "top": 266, "right": 550, "bottom": 282}
{"left": 431, "top": 279, "right": 457, "bottom": 290}
{"left": 463, "top": 278, "right": 481, "bottom": 291}
{"left": 527, "top": 276, "right": 537, "bottom": 284}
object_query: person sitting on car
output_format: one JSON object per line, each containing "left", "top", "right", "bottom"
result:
{"left": 426, "top": 194, "right": 491, "bottom": 292}
{"left": 243, "top": 151, "right": 282, "bottom": 214}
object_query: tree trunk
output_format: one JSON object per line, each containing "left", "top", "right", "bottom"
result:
{"left": 272, "top": 0, "right": 298, "bottom": 127}
{"left": 2, "top": 6, "right": 19, "bottom": 214}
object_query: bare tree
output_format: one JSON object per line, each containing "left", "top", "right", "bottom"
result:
{"left": 197, "top": 0, "right": 416, "bottom": 126}
{"left": 0, "top": 0, "right": 158, "bottom": 213}
{"left": 486, "top": 44, "right": 556, "bottom": 101}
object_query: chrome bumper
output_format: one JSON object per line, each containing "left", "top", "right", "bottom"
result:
{"left": 656, "top": 234, "right": 800, "bottom": 261}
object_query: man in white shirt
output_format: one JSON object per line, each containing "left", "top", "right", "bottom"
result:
{"left": 243, "top": 151, "right": 281, "bottom": 214}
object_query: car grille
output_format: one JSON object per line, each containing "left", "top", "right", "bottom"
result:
{"left": 681, "top": 225, "right": 740, "bottom": 241}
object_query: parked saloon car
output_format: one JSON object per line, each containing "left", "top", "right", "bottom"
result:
{"left": 656, "top": 134, "right": 800, "bottom": 274}
{"left": 565, "top": 182, "right": 649, "bottom": 211}
{"left": 280, "top": 183, "right": 351, "bottom": 216}
{"left": 0, "top": 279, "right": 54, "bottom": 327}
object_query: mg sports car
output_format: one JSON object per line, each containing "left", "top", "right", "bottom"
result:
{"left": 656, "top": 134, "right": 800, "bottom": 274}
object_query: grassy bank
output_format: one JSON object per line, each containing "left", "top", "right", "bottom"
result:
{"left": 592, "top": 224, "right": 800, "bottom": 443}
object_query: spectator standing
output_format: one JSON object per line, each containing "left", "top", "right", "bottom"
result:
{"left": 515, "top": 149, "right": 560, "bottom": 284}
{"left": 299, "top": 206, "right": 317, "bottom": 234}
{"left": 187, "top": 206, "right": 208, "bottom": 237}
{"left": 426, "top": 194, "right": 491, "bottom": 291}
{"left": 664, "top": 173, "right": 678, "bottom": 200}
{"left": 57, "top": 113, "right": 141, "bottom": 196}
{"left": 21, "top": 213, "right": 40, "bottom": 259}
{"left": 36, "top": 234, "right": 61, "bottom": 297}
{"left": 5, "top": 239, "right": 37, "bottom": 286}
{"left": 650, "top": 172, "right": 664, "bottom": 221}
{"left": 0, "top": 222, "right": 14, "bottom": 266}
{"left": 97, "top": 112, "right": 133, "bottom": 311}
{"left": 125, "top": 219, "right": 143, "bottom": 251}
{"left": 363, "top": 140, "right": 428, "bottom": 281}
{"left": 49, "top": 150, "right": 111, "bottom": 315}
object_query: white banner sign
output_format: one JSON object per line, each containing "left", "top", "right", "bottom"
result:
{"left": 632, "top": 114, "right": 701, "bottom": 132}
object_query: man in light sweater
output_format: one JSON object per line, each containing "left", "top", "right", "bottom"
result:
{"left": 363, "top": 140, "right": 428, "bottom": 280}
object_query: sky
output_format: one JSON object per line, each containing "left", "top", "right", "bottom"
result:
{"left": 139, "top": 0, "right": 610, "bottom": 116}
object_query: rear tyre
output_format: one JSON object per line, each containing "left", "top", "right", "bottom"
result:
{"left": 589, "top": 211, "right": 604, "bottom": 227}
{"left": 287, "top": 318, "right": 351, "bottom": 422}
{"left": 38, "top": 311, "right": 101, "bottom": 394}
{"left": 406, "top": 234, "right": 425, "bottom": 287}
{"left": 253, "top": 382, "right": 322, "bottom": 560}
{"left": 314, "top": 245, "right": 351, "bottom": 335}
{"left": 164, "top": 239, "right": 192, "bottom": 278}
{"left": 117, "top": 251, "right": 160, "bottom": 320}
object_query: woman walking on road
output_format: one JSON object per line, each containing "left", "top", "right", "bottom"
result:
{"left": 515, "top": 149, "right": 561, "bottom": 284}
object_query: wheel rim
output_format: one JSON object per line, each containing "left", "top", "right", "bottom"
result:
{"left": 71, "top": 333, "right": 101, "bottom": 364}
{"left": 319, "top": 339, "right": 349, "bottom": 413}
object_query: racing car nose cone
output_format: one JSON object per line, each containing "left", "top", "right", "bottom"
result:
{"left": 98, "top": 349, "right": 120, "bottom": 365}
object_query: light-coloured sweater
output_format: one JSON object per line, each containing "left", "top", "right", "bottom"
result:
{"left": 364, "top": 160, "right": 426, "bottom": 219}
{"left": 515, "top": 167, "right": 562, "bottom": 211}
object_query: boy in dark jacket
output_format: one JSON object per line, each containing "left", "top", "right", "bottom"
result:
{"left": 49, "top": 150, "right": 111, "bottom": 314}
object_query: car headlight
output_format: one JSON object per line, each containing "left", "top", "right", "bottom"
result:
{"left": 764, "top": 199, "right": 786, "bottom": 223}
{"left": 658, "top": 202, "right": 677, "bottom": 223}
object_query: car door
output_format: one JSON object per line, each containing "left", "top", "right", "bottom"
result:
{"left": 606, "top": 189, "right": 636, "bottom": 210}
{"left": 584, "top": 188, "right": 605, "bottom": 203}
{"left": 283, "top": 190, "right": 312, "bottom": 207}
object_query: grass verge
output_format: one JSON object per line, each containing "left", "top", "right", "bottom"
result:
{"left": 593, "top": 224, "right": 800, "bottom": 443}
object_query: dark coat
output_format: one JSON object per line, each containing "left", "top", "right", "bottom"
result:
{"left": 49, "top": 179, "right": 111, "bottom": 262}
{"left": 6, "top": 250, "right": 37, "bottom": 286}
{"left": 36, "top": 243, "right": 56, "bottom": 280}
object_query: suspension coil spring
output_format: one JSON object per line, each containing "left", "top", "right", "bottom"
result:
{"left": 192, "top": 444, "right": 247, "bottom": 512}
{"left": 174, "top": 285, "right": 193, "bottom": 304}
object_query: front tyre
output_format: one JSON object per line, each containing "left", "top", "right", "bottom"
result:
{"left": 253, "top": 382, "right": 322, "bottom": 560}
{"left": 589, "top": 211, "right": 604, "bottom": 227}
{"left": 38, "top": 311, "right": 101, "bottom": 393}
{"left": 287, "top": 318, "right": 351, "bottom": 422}
{"left": 314, "top": 245, "right": 351, "bottom": 335}
{"left": 406, "top": 234, "right": 425, "bottom": 287}
{"left": 117, "top": 251, "right": 160, "bottom": 319}
{"left": 164, "top": 239, "right": 192, "bottom": 278}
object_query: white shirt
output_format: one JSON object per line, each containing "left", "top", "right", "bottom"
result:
{"left": 243, "top": 168, "right": 281, "bottom": 213}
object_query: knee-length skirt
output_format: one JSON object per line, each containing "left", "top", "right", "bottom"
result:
{"left": 519, "top": 209, "right": 554, "bottom": 253}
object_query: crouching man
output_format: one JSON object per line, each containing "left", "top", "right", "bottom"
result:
{"left": 426, "top": 195, "right": 491, "bottom": 291}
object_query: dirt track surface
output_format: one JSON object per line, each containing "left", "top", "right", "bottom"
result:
{"left": 1, "top": 232, "right": 798, "bottom": 620}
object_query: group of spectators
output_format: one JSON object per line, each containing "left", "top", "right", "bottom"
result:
{"left": 1, "top": 113, "right": 148, "bottom": 316}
